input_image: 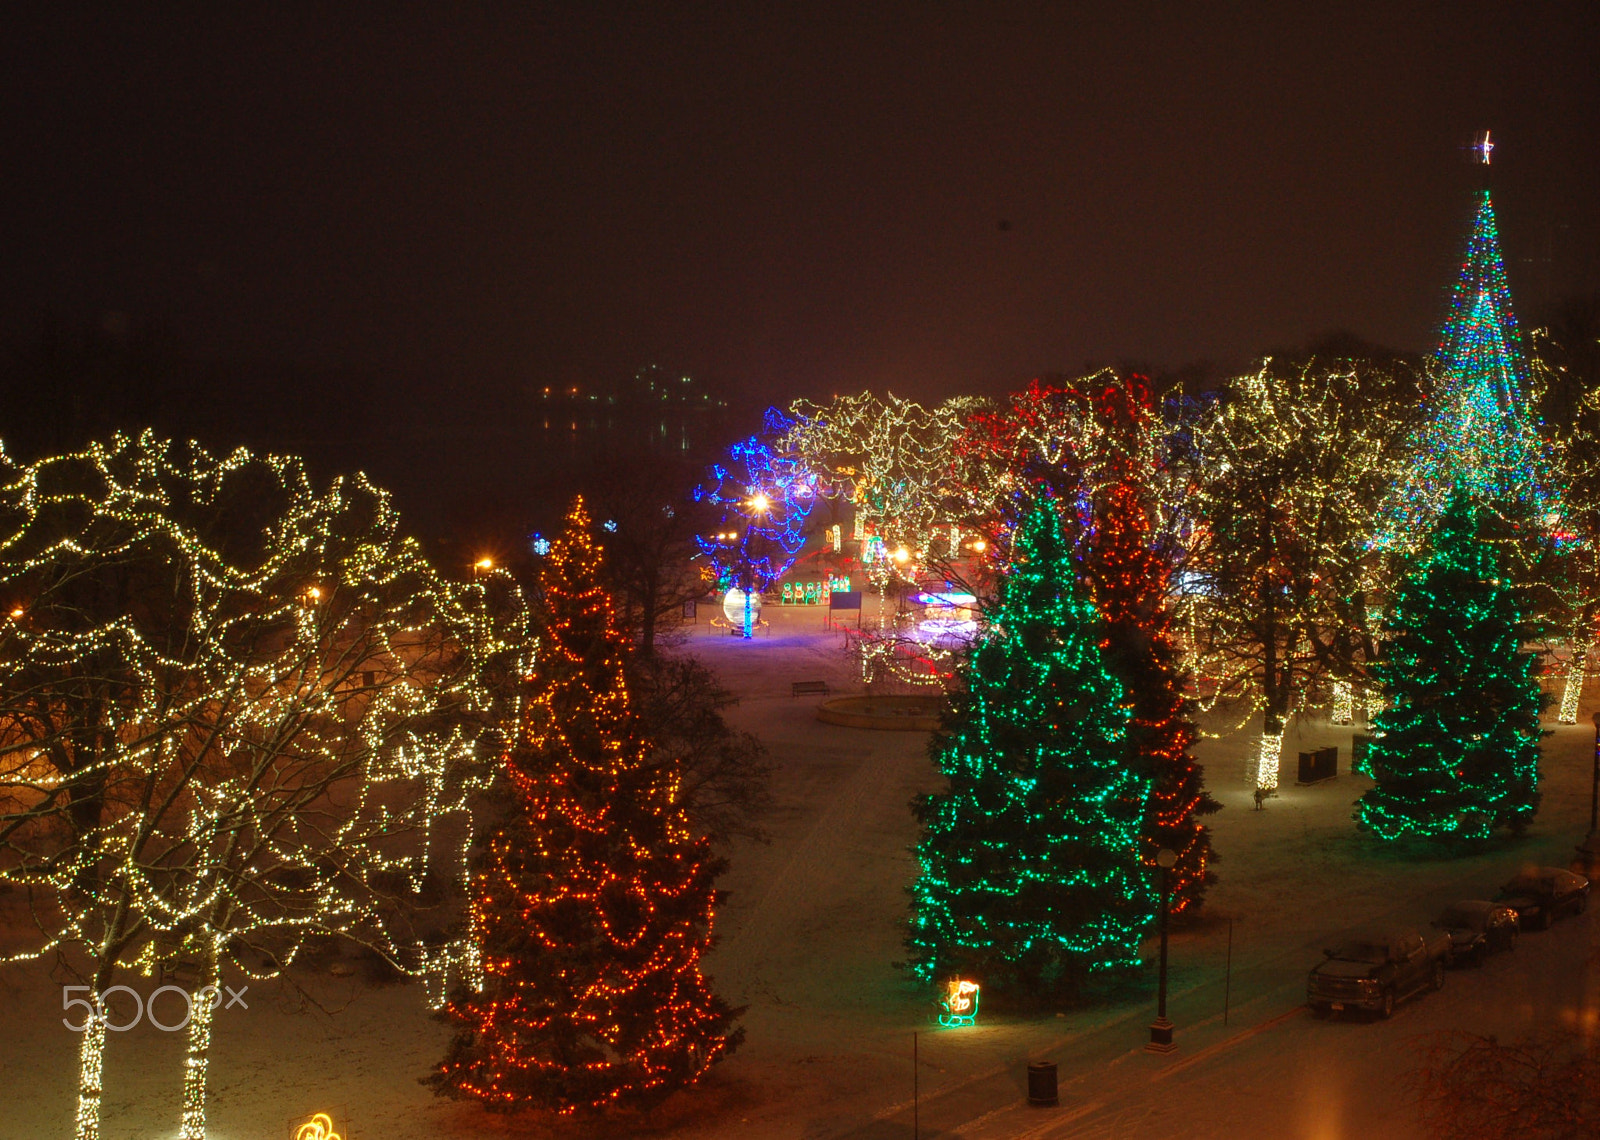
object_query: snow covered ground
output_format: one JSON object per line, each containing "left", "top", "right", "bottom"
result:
{"left": 1, "top": 604, "right": 1595, "bottom": 1139}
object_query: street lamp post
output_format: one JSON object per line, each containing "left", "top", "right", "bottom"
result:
{"left": 1145, "top": 848, "right": 1178, "bottom": 1054}
{"left": 1575, "top": 715, "right": 1600, "bottom": 878}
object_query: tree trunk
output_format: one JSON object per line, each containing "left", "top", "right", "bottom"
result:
{"left": 73, "top": 1004, "right": 107, "bottom": 1140}
{"left": 1558, "top": 641, "right": 1588, "bottom": 725}
{"left": 178, "top": 942, "right": 219, "bottom": 1140}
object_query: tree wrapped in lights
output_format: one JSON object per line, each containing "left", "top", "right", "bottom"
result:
{"left": 907, "top": 496, "right": 1153, "bottom": 995}
{"left": 1355, "top": 492, "right": 1546, "bottom": 842}
{"left": 431, "top": 498, "right": 741, "bottom": 1114}
{"left": 784, "top": 391, "right": 986, "bottom": 591}
{"left": 695, "top": 408, "right": 817, "bottom": 637}
{"left": 1188, "top": 359, "right": 1416, "bottom": 789}
{"left": 1081, "top": 379, "right": 1218, "bottom": 914}
{"left": 1381, "top": 190, "right": 1554, "bottom": 544}
{"left": 0, "top": 432, "right": 530, "bottom": 1140}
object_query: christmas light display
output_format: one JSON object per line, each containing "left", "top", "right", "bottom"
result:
{"left": 294, "top": 1113, "right": 343, "bottom": 1140}
{"left": 431, "top": 499, "right": 741, "bottom": 1114}
{"left": 0, "top": 432, "right": 530, "bottom": 1140}
{"left": 1081, "top": 379, "right": 1219, "bottom": 914}
{"left": 937, "top": 979, "right": 980, "bottom": 1028}
{"left": 907, "top": 497, "right": 1154, "bottom": 994}
{"left": 1381, "top": 190, "right": 1552, "bottom": 544}
{"left": 1187, "top": 361, "right": 1413, "bottom": 787}
{"left": 1354, "top": 493, "right": 1546, "bottom": 842}
{"left": 783, "top": 391, "right": 986, "bottom": 588}
{"left": 695, "top": 409, "right": 818, "bottom": 636}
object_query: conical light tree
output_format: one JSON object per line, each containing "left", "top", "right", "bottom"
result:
{"left": 1382, "top": 189, "right": 1553, "bottom": 542}
{"left": 1355, "top": 491, "right": 1547, "bottom": 842}
{"left": 431, "top": 498, "right": 741, "bottom": 1114}
{"left": 907, "top": 495, "right": 1154, "bottom": 996}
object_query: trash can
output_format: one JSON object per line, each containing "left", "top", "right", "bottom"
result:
{"left": 1027, "top": 1060, "right": 1058, "bottom": 1107}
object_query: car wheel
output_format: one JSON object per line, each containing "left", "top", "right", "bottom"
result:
{"left": 1379, "top": 989, "right": 1395, "bottom": 1019}
{"left": 1505, "top": 927, "right": 1518, "bottom": 952}
{"left": 1472, "top": 944, "right": 1487, "bottom": 967}
{"left": 1310, "top": 1003, "right": 1330, "bottom": 1019}
{"left": 1431, "top": 961, "right": 1445, "bottom": 990}
{"left": 1540, "top": 908, "right": 1553, "bottom": 931}
{"left": 1577, "top": 893, "right": 1589, "bottom": 915}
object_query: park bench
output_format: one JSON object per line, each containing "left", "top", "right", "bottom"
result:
{"left": 791, "top": 680, "right": 831, "bottom": 698}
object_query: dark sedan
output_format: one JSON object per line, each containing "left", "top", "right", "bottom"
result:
{"left": 1495, "top": 867, "right": 1590, "bottom": 931}
{"left": 1432, "top": 900, "right": 1518, "bottom": 965}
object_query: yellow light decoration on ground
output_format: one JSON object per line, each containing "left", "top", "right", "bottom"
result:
{"left": 294, "top": 1113, "right": 343, "bottom": 1140}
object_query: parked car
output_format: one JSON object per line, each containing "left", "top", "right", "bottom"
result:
{"left": 1307, "top": 928, "right": 1450, "bottom": 1019}
{"left": 1432, "top": 900, "right": 1519, "bottom": 965}
{"left": 1496, "top": 867, "right": 1590, "bottom": 931}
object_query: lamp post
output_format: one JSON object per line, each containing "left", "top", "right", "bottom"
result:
{"left": 1575, "top": 715, "right": 1600, "bottom": 878}
{"left": 1145, "top": 847, "right": 1178, "bottom": 1054}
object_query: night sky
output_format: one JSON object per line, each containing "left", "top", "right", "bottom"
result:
{"left": 2, "top": 4, "right": 1596, "bottom": 538}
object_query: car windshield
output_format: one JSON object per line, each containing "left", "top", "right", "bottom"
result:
{"left": 1438, "top": 908, "right": 1478, "bottom": 929}
{"left": 1332, "top": 941, "right": 1388, "bottom": 963}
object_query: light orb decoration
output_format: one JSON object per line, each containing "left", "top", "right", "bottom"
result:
{"left": 721, "top": 588, "right": 762, "bottom": 628}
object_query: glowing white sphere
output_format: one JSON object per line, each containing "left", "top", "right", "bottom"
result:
{"left": 722, "top": 588, "right": 763, "bottom": 628}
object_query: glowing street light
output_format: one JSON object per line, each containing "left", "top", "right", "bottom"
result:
{"left": 474, "top": 557, "right": 494, "bottom": 571}
{"left": 893, "top": 546, "right": 911, "bottom": 563}
{"left": 748, "top": 492, "right": 771, "bottom": 514}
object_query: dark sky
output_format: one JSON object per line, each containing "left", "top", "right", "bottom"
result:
{"left": 2, "top": 3, "right": 1597, "bottom": 410}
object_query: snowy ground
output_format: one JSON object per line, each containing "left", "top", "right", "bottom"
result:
{"left": 1, "top": 604, "right": 1596, "bottom": 1139}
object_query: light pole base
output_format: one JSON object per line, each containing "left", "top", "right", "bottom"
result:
{"left": 1573, "top": 832, "right": 1600, "bottom": 879}
{"left": 1145, "top": 1017, "right": 1176, "bottom": 1053}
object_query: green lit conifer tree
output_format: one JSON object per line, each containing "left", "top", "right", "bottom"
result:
{"left": 906, "top": 497, "right": 1154, "bottom": 996}
{"left": 1355, "top": 492, "right": 1546, "bottom": 842}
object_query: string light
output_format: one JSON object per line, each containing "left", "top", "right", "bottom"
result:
{"left": 0, "top": 431, "right": 531, "bottom": 1140}
{"left": 907, "top": 497, "right": 1155, "bottom": 993}
{"left": 430, "top": 498, "right": 741, "bottom": 1114}
{"left": 1355, "top": 493, "right": 1545, "bottom": 842}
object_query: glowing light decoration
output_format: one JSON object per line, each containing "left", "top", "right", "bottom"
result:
{"left": 1331, "top": 680, "right": 1354, "bottom": 726}
{"left": 695, "top": 409, "right": 817, "bottom": 637}
{"left": 294, "top": 1114, "right": 343, "bottom": 1140}
{"left": 907, "top": 497, "right": 1155, "bottom": 994}
{"left": 1558, "top": 650, "right": 1585, "bottom": 725}
{"left": 831, "top": 524, "right": 842, "bottom": 552}
{"left": 783, "top": 391, "right": 986, "bottom": 590}
{"left": 1380, "top": 189, "right": 1553, "bottom": 544}
{"left": 1355, "top": 493, "right": 1545, "bottom": 842}
{"left": 0, "top": 432, "right": 532, "bottom": 1140}
{"left": 937, "top": 979, "right": 980, "bottom": 1028}
{"left": 721, "top": 588, "right": 762, "bottom": 627}
{"left": 1081, "top": 388, "right": 1220, "bottom": 913}
{"left": 430, "top": 500, "right": 741, "bottom": 1115}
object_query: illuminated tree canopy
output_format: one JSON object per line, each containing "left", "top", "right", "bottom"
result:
{"left": 0, "top": 431, "right": 530, "bottom": 1140}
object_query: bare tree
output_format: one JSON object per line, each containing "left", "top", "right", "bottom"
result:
{"left": 628, "top": 654, "right": 773, "bottom": 845}
{"left": 0, "top": 432, "right": 530, "bottom": 1140}
{"left": 1409, "top": 1030, "right": 1600, "bottom": 1139}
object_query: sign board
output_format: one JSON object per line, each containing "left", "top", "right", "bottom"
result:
{"left": 829, "top": 591, "right": 863, "bottom": 610}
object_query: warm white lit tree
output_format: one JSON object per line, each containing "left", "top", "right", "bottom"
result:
{"left": 0, "top": 432, "right": 530, "bottom": 1140}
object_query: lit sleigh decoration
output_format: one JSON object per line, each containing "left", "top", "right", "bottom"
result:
{"left": 938, "top": 979, "right": 980, "bottom": 1028}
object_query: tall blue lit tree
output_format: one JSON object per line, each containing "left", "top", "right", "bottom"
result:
{"left": 1381, "top": 188, "right": 1554, "bottom": 543}
{"left": 1355, "top": 490, "right": 1547, "bottom": 842}
{"left": 695, "top": 409, "right": 818, "bottom": 637}
{"left": 906, "top": 496, "right": 1154, "bottom": 997}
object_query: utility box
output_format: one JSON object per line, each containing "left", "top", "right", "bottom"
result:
{"left": 1296, "top": 746, "right": 1338, "bottom": 785}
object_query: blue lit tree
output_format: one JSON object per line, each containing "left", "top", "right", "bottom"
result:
{"left": 695, "top": 409, "right": 819, "bottom": 637}
{"left": 906, "top": 496, "right": 1154, "bottom": 997}
{"left": 1381, "top": 190, "right": 1553, "bottom": 542}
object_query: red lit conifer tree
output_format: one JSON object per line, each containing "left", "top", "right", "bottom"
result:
{"left": 430, "top": 498, "right": 742, "bottom": 1114}
{"left": 1082, "top": 378, "right": 1219, "bottom": 914}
